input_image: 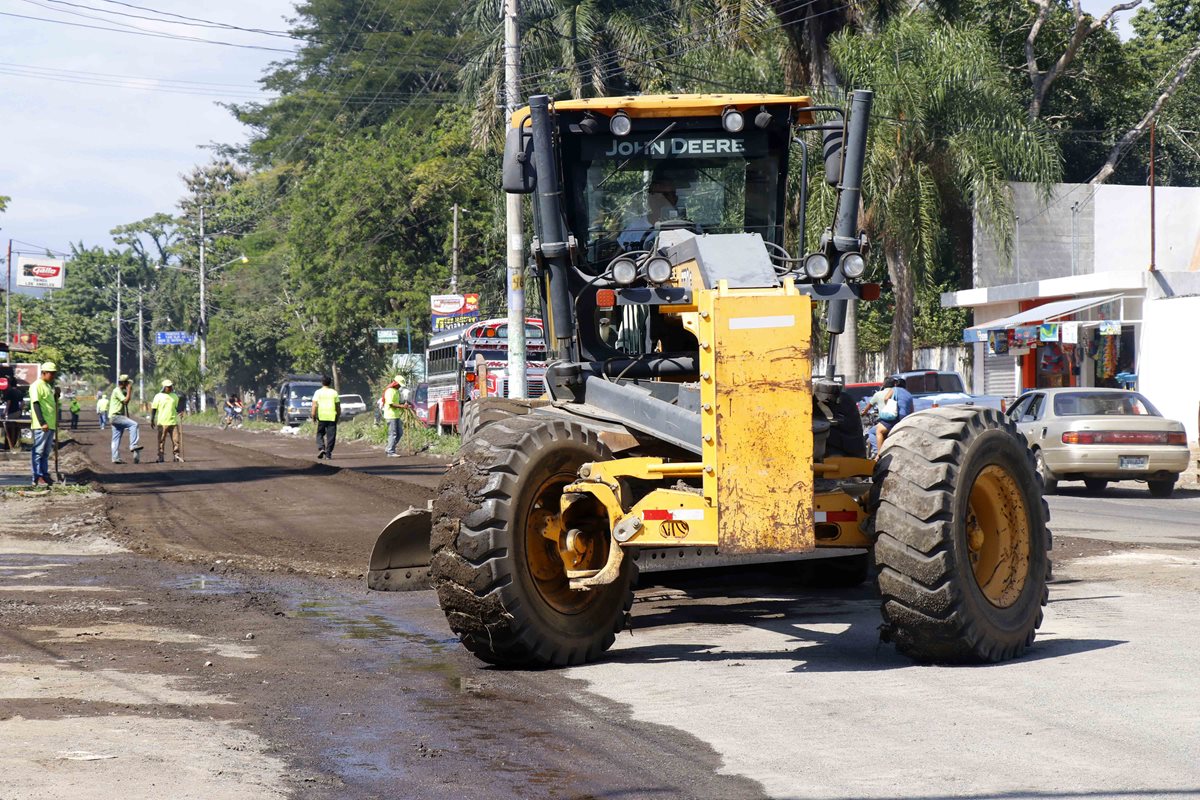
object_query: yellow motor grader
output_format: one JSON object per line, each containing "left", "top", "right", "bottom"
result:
{"left": 368, "top": 91, "right": 1050, "bottom": 667}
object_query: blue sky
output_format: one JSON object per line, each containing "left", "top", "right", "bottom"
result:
{"left": 0, "top": 0, "right": 297, "bottom": 260}
{"left": 0, "top": 0, "right": 1141, "bottom": 265}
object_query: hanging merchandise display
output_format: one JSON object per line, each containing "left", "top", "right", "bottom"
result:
{"left": 988, "top": 330, "right": 1009, "bottom": 355}
{"left": 1039, "top": 323, "right": 1060, "bottom": 342}
{"left": 1061, "top": 322, "right": 1080, "bottom": 345}
{"left": 1099, "top": 320, "right": 1122, "bottom": 336}
{"left": 1013, "top": 326, "right": 1040, "bottom": 347}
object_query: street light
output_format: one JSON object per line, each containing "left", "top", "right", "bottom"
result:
{"left": 156, "top": 253, "right": 247, "bottom": 411}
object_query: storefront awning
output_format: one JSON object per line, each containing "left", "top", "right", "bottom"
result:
{"left": 966, "top": 294, "right": 1123, "bottom": 332}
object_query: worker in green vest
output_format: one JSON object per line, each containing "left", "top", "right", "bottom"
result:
{"left": 150, "top": 379, "right": 184, "bottom": 464}
{"left": 383, "top": 374, "right": 406, "bottom": 457}
{"left": 68, "top": 396, "right": 81, "bottom": 430}
{"left": 109, "top": 374, "right": 143, "bottom": 464}
{"left": 28, "top": 361, "right": 58, "bottom": 487}
{"left": 310, "top": 375, "right": 341, "bottom": 460}
{"left": 96, "top": 390, "right": 109, "bottom": 430}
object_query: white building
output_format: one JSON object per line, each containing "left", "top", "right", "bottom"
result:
{"left": 942, "top": 182, "right": 1200, "bottom": 443}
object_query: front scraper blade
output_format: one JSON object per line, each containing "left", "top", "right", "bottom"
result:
{"left": 367, "top": 505, "right": 434, "bottom": 591}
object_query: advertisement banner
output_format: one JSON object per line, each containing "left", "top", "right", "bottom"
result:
{"left": 1038, "top": 323, "right": 1060, "bottom": 342}
{"left": 15, "top": 256, "right": 66, "bottom": 289}
{"left": 430, "top": 292, "right": 480, "bottom": 331}
{"left": 376, "top": 328, "right": 400, "bottom": 344}
{"left": 10, "top": 332, "right": 38, "bottom": 351}
{"left": 13, "top": 363, "right": 39, "bottom": 385}
{"left": 154, "top": 331, "right": 196, "bottom": 346}
{"left": 962, "top": 328, "right": 989, "bottom": 344}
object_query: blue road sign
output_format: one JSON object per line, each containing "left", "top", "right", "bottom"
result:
{"left": 155, "top": 331, "right": 197, "bottom": 346}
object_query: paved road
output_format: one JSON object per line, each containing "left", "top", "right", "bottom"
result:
{"left": 1046, "top": 483, "right": 1200, "bottom": 545}
{"left": 10, "top": 413, "right": 1198, "bottom": 799}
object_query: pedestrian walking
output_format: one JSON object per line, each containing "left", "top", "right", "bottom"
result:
{"left": 311, "top": 375, "right": 341, "bottom": 460}
{"left": 382, "top": 375, "right": 406, "bottom": 457}
{"left": 96, "top": 390, "right": 109, "bottom": 430}
{"left": 28, "top": 362, "right": 58, "bottom": 487}
{"left": 69, "top": 396, "right": 81, "bottom": 430}
{"left": 109, "top": 374, "right": 143, "bottom": 464}
{"left": 150, "top": 379, "right": 184, "bottom": 463}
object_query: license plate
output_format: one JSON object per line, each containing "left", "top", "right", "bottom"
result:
{"left": 1119, "top": 456, "right": 1148, "bottom": 470}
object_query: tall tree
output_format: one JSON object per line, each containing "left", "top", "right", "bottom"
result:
{"left": 831, "top": 14, "right": 1062, "bottom": 371}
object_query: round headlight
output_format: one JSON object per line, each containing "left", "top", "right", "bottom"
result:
{"left": 609, "top": 111, "right": 632, "bottom": 137}
{"left": 803, "top": 252, "right": 831, "bottom": 280}
{"left": 645, "top": 257, "right": 672, "bottom": 284}
{"left": 721, "top": 107, "right": 745, "bottom": 134}
{"left": 840, "top": 252, "right": 866, "bottom": 279}
{"left": 611, "top": 258, "right": 638, "bottom": 286}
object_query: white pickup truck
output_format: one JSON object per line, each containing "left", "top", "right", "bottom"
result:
{"left": 894, "top": 370, "right": 1006, "bottom": 412}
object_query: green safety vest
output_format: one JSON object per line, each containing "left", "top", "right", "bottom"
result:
{"left": 313, "top": 386, "right": 340, "bottom": 422}
{"left": 96, "top": 395, "right": 108, "bottom": 412}
{"left": 70, "top": 399, "right": 81, "bottom": 413}
{"left": 151, "top": 392, "right": 179, "bottom": 427}
{"left": 110, "top": 386, "right": 130, "bottom": 416}
{"left": 29, "top": 378, "right": 57, "bottom": 431}
{"left": 383, "top": 386, "right": 402, "bottom": 420}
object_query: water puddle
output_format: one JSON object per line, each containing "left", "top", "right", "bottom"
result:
{"left": 166, "top": 573, "right": 243, "bottom": 595}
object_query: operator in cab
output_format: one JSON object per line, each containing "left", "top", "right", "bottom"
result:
{"left": 617, "top": 166, "right": 691, "bottom": 251}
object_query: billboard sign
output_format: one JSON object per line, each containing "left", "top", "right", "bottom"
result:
{"left": 13, "top": 363, "right": 39, "bottom": 385}
{"left": 15, "top": 256, "right": 66, "bottom": 289}
{"left": 155, "top": 331, "right": 197, "bottom": 346}
{"left": 10, "top": 332, "right": 38, "bottom": 351}
{"left": 376, "top": 328, "right": 400, "bottom": 344}
{"left": 431, "top": 292, "right": 480, "bottom": 331}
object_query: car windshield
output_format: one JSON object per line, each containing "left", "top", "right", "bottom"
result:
{"left": 1053, "top": 391, "right": 1160, "bottom": 416}
{"left": 568, "top": 130, "right": 783, "bottom": 267}
{"left": 287, "top": 385, "right": 321, "bottom": 407}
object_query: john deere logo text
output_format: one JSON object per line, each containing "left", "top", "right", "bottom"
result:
{"left": 604, "top": 138, "right": 745, "bottom": 158}
{"left": 660, "top": 520, "right": 690, "bottom": 538}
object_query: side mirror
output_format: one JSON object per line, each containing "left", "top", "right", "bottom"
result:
{"left": 502, "top": 127, "right": 535, "bottom": 194}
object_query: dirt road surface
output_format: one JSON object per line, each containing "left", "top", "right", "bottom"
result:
{"left": 5, "top": 414, "right": 1200, "bottom": 799}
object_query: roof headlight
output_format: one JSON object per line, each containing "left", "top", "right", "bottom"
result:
{"left": 611, "top": 258, "right": 638, "bottom": 286}
{"left": 840, "top": 252, "right": 866, "bottom": 279}
{"left": 645, "top": 256, "right": 672, "bottom": 284}
{"left": 803, "top": 252, "right": 831, "bottom": 280}
{"left": 609, "top": 111, "right": 632, "bottom": 137}
{"left": 721, "top": 107, "right": 745, "bottom": 134}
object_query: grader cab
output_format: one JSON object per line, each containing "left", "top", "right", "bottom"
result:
{"left": 369, "top": 91, "right": 1050, "bottom": 667}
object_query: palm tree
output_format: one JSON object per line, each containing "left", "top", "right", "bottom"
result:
{"left": 830, "top": 14, "right": 1062, "bottom": 371}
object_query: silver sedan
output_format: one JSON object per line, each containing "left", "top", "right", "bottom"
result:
{"left": 1007, "top": 387, "right": 1190, "bottom": 497}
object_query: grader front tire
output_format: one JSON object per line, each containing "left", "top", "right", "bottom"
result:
{"left": 871, "top": 407, "right": 1050, "bottom": 663}
{"left": 429, "top": 416, "right": 633, "bottom": 667}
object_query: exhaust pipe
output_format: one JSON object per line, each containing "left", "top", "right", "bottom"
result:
{"left": 528, "top": 95, "right": 577, "bottom": 362}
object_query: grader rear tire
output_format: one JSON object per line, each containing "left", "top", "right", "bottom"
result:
{"left": 429, "top": 416, "right": 633, "bottom": 667}
{"left": 870, "top": 407, "right": 1050, "bottom": 663}
{"left": 459, "top": 397, "right": 546, "bottom": 442}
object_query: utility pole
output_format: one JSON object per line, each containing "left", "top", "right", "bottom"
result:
{"left": 450, "top": 203, "right": 460, "bottom": 293}
{"left": 137, "top": 292, "right": 145, "bottom": 403}
{"left": 198, "top": 204, "right": 208, "bottom": 412}
{"left": 504, "top": 0, "right": 527, "bottom": 399}
{"left": 1149, "top": 120, "right": 1157, "bottom": 272}
{"left": 4, "top": 238, "right": 11, "bottom": 364}
{"left": 115, "top": 264, "right": 122, "bottom": 383}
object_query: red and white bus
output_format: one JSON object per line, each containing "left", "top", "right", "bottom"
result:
{"left": 425, "top": 318, "right": 547, "bottom": 432}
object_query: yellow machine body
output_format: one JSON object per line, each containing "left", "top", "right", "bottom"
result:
{"left": 563, "top": 279, "right": 872, "bottom": 559}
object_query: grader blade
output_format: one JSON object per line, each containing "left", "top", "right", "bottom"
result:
{"left": 367, "top": 505, "right": 434, "bottom": 591}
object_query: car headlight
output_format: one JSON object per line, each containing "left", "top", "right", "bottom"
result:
{"left": 840, "top": 252, "right": 866, "bottom": 279}
{"left": 611, "top": 258, "right": 638, "bottom": 286}
{"left": 645, "top": 256, "right": 672, "bottom": 284}
{"left": 803, "top": 253, "right": 831, "bottom": 280}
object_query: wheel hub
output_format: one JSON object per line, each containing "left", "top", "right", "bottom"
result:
{"left": 966, "top": 464, "right": 1031, "bottom": 608}
{"left": 524, "top": 476, "right": 609, "bottom": 614}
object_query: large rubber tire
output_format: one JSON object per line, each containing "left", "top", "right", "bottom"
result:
{"left": 1148, "top": 477, "right": 1176, "bottom": 498}
{"left": 429, "top": 416, "right": 634, "bottom": 667}
{"left": 459, "top": 397, "right": 547, "bottom": 442}
{"left": 870, "top": 407, "right": 1050, "bottom": 663}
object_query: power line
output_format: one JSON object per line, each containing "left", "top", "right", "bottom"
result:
{"left": 0, "top": 9, "right": 297, "bottom": 52}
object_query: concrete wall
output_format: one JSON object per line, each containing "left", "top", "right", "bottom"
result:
{"left": 818, "top": 346, "right": 975, "bottom": 389}
{"left": 974, "top": 183, "right": 1200, "bottom": 289}
{"left": 1139, "top": 295, "right": 1200, "bottom": 445}
{"left": 1097, "top": 185, "right": 1200, "bottom": 274}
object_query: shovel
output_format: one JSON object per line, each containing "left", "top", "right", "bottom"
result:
{"left": 53, "top": 426, "right": 64, "bottom": 484}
